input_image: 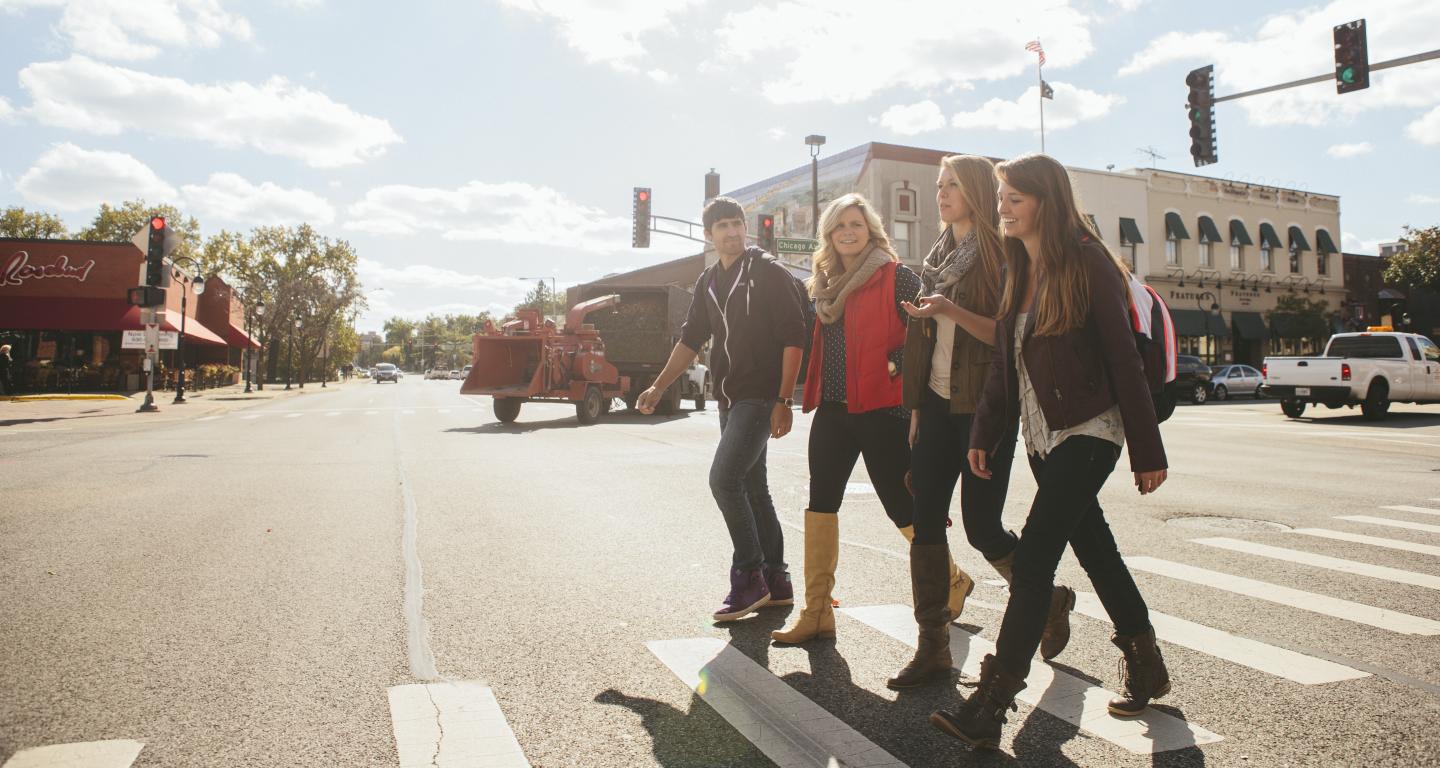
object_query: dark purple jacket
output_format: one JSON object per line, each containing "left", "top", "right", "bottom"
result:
{"left": 970, "top": 240, "right": 1167, "bottom": 473}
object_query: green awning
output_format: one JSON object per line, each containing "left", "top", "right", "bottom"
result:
{"left": 1288, "top": 225, "right": 1311, "bottom": 253}
{"left": 1207, "top": 313, "right": 1231, "bottom": 338}
{"left": 1170, "top": 309, "right": 1208, "bottom": 336}
{"left": 1259, "top": 223, "right": 1283, "bottom": 249}
{"left": 1197, "top": 215, "right": 1223, "bottom": 243}
{"left": 1119, "top": 217, "right": 1144, "bottom": 244}
{"left": 1229, "top": 219, "right": 1253, "bottom": 247}
{"left": 1316, "top": 228, "right": 1339, "bottom": 255}
{"left": 1232, "top": 311, "right": 1267, "bottom": 339}
{"left": 1165, "top": 212, "right": 1190, "bottom": 240}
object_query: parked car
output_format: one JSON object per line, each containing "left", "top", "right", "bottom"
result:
{"left": 1209, "top": 364, "right": 1266, "bottom": 400}
{"left": 449, "top": 369, "right": 463, "bottom": 380}
{"left": 1171, "top": 355, "right": 1215, "bottom": 404}
{"left": 373, "top": 363, "right": 402, "bottom": 383}
{"left": 1262, "top": 330, "right": 1440, "bottom": 420}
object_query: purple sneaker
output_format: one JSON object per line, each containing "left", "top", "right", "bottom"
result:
{"left": 764, "top": 567, "right": 794, "bottom": 606}
{"left": 713, "top": 568, "right": 771, "bottom": 622}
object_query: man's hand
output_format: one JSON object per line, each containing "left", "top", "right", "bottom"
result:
{"left": 967, "top": 448, "right": 992, "bottom": 480}
{"left": 1134, "top": 469, "right": 1167, "bottom": 495}
{"left": 770, "top": 401, "right": 793, "bottom": 439}
{"left": 636, "top": 385, "right": 663, "bottom": 414}
{"left": 902, "top": 293, "right": 957, "bottom": 319}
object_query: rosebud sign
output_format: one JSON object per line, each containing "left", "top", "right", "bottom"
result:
{"left": 2, "top": 251, "right": 96, "bottom": 287}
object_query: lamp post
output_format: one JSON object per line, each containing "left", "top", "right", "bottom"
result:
{"left": 1195, "top": 290, "right": 1221, "bottom": 365}
{"left": 519, "top": 276, "right": 557, "bottom": 321}
{"left": 805, "top": 134, "right": 826, "bottom": 238}
{"left": 321, "top": 320, "right": 329, "bottom": 388}
{"left": 169, "top": 261, "right": 205, "bottom": 404}
{"left": 285, "top": 316, "right": 301, "bottom": 390}
{"left": 244, "top": 300, "right": 264, "bottom": 393}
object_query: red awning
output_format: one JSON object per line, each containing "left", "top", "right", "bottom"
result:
{"left": 0, "top": 296, "right": 228, "bottom": 346}
{"left": 223, "top": 321, "right": 261, "bottom": 349}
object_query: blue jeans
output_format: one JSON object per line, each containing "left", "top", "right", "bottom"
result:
{"left": 711, "top": 399, "right": 787, "bottom": 573}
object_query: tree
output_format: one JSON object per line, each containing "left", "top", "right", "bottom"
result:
{"left": 1383, "top": 225, "right": 1440, "bottom": 296}
{"left": 0, "top": 207, "right": 68, "bottom": 238}
{"left": 75, "top": 200, "right": 203, "bottom": 263}
{"left": 1267, "top": 293, "right": 1337, "bottom": 349}
{"left": 513, "top": 281, "right": 556, "bottom": 318}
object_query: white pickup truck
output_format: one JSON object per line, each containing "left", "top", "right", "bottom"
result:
{"left": 1261, "top": 330, "right": 1440, "bottom": 420}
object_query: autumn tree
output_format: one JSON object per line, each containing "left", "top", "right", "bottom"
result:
{"left": 1383, "top": 225, "right": 1440, "bottom": 296}
{"left": 0, "top": 206, "right": 68, "bottom": 238}
{"left": 75, "top": 200, "right": 203, "bottom": 264}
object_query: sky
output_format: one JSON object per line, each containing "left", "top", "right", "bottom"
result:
{"left": 0, "top": 0, "right": 1436, "bottom": 334}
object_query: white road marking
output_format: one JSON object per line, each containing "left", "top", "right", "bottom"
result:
{"left": 285, "top": 413, "right": 303, "bottom": 419}
{"left": 438, "top": 409, "right": 450, "bottom": 414}
{"left": 1, "top": 739, "right": 144, "bottom": 768}
{"left": 240, "top": 414, "right": 263, "bottom": 420}
{"left": 197, "top": 415, "right": 223, "bottom": 422}
{"left": 402, "top": 409, "right": 415, "bottom": 415}
{"left": 1193, "top": 537, "right": 1440, "bottom": 590}
{"left": 842, "top": 605, "right": 1223, "bottom": 755}
{"left": 326, "top": 411, "right": 341, "bottom": 417}
{"left": 365, "top": 410, "right": 380, "bottom": 415}
{"left": 388, "top": 682, "right": 529, "bottom": 768}
{"left": 1126, "top": 557, "right": 1440, "bottom": 635}
{"left": 1380, "top": 505, "right": 1440, "bottom": 517}
{"left": 1338, "top": 515, "right": 1440, "bottom": 535}
{"left": 0, "top": 428, "right": 72, "bottom": 434}
{"left": 648, "top": 637, "right": 908, "bottom": 768}
{"left": 1292, "top": 528, "right": 1440, "bottom": 558}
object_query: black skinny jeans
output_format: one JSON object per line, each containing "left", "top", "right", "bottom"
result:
{"left": 993, "top": 435, "right": 1152, "bottom": 680}
{"left": 910, "top": 386, "right": 1018, "bottom": 555}
{"left": 807, "top": 403, "right": 913, "bottom": 528}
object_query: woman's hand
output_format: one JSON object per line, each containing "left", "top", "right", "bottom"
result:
{"left": 901, "top": 293, "right": 957, "bottom": 319}
{"left": 909, "top": 410, "right": 919, "bottom": 449}
{"left": 967, "top": 449, "right": 992, "bottom": 480}
{"left": 1134, "top": 469, "right": 1166, "bottom": 495}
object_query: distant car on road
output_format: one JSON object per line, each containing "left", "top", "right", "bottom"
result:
{"left": 1210, "top": 364, "right": 1265, "bottom": 400}
{"left": 373, "top": 363, "right": 402, "bottom": 383}
{"left": 1171, "top": 355, "right": 1215, "bottom": 404}
{"left": 449, "top": 370, "right": 463, "bottom": 380}
{"left": 425, "top": 368, "right": 448, "bottom": 380}
{"left": 461, "top": 364, "right": 472, "bottom": 381}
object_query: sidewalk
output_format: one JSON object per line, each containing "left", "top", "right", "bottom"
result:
{"left": 2, "top": 379, "right": 359, "bottom": 427}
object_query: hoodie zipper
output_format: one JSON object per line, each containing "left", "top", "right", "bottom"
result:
{"left": 708, "top": 252, "right": 750, "bottom": 407}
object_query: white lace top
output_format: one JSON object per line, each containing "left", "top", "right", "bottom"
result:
{"left": 1015, "top": 312, "right": 1125, "bottom": 458}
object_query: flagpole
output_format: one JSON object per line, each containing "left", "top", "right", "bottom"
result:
{"left": 1038, "top": 59, "right": 1046, "bottom": 153}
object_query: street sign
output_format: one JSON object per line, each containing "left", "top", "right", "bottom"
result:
{"left": 123, "top": 329, "right": 178, "bottom": 350}
{"left": 775, "top": 237, "right": 818, "bottom": 255}
{"left": 130, "top": 223, "right": 181, "bottom": 258}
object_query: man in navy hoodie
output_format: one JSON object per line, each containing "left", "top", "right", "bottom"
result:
{"left": 639, "top": 196, "right": 809, "bottom": 622}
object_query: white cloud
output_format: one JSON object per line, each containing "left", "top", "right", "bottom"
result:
{"left": 1326, "top": 142, "right": 1373, "bottom": 158}
{"left": 1119, "top": 0, "right": 1440, "bottom": 131}
{"left": 1341, "top": 231, "right": 1389, "bottom": 254}
{"left": 1405, "top": 105, "right": 1440, "bottom": 145}
{"left": 180, "top": 173, "right": 335, "bottom": 226}
{"left": 766, "top": 127, "right": 787, "bottom": 141}
{"left": 0, "top": 95, "right": 14, "bottom": 122}
{"left": 646, "top": 69, "right": 676, "bottom": 84}
{"left": 344, "top": 181, "right": 630, "bottom": 253}
{"left": 494, "top": 0, "right": 700, "bottom": 73}
{"left": 877, "top": 100, "right": 946, "bottom": 136}
{"left": 358, "top": 257, "right": 525, "bottom": 293}
{"left": 20, "top": 56, "right": 402, "bottom": 167}
{"left": 15, "top": 142, "right": 176, "bottom": 210}
{"left": 1409, "top": 194, "right": 1440, "bottom": 204}
{"left": 709, "top": 0, "right": 1093, "bottom": 104}
{"left": 0, "top": 0, "right": 253, "bottom": 61}
{"left": 1109, "top": 0, "right": 1147, "bottom": 9}
{"left": 951, "top": 83, "right": 1123, "bottom": 132}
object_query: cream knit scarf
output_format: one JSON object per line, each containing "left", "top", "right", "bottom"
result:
{"left": 811, "top": 243, "right": 890, "bottom": 326}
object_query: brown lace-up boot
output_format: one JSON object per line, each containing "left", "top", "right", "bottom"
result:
{"left": 929, "top": 654, "right": 1027, "bottom": 750}
{"left": 988, "top": 550, "right": 1075, "bottom": 660}
{"left": 1108, "top": 626, "right": 1171, "bottom": 717}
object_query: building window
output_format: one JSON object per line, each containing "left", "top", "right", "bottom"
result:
{"left": 1199, "top": 239, "right": 1213, "bottom": 268}
{"left": 1317, "top": 252, "right": 1328, "bottom": 276}
{"left": 1261, "top": 244, "right": 1273, "bottom": 272}
{"left": 1124, "top": 243, "right": 1137, "bottom": 270}
{"left": 1230, "top": 241, "right": 1243, "bottom": 270}
{"left": 1166, "top": 237, "right": 1179, "bottom": 266}
{"left": 891, "top": 220, "right": 913, "bottom": 262}
{"left": 1289, "top": 247, "right": 1301, "bottom": 274}
{"left": 897, "top": 189, "right": 914, "bottom": 215}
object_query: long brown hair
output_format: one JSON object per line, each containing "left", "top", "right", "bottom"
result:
{"left": 937, "top": 154, "right": 1005, "bottom": 311}
{"left": 994, "top": 153, "right": 1130, "bottom": 335}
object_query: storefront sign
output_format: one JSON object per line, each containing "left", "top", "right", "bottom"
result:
{"left": 121, "top": 330, "right": 178, "bottom": 350}
{"left": 2, "top": 251, "right": 96, "bottom": 286}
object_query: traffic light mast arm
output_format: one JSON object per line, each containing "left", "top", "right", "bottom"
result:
{"left": 1212, "top": 48, "right": 1439, "bottom": 104}
{"left": 648, "top": 214, "right": 711, "bottom": 245}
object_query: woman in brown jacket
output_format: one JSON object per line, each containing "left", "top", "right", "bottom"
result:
{"left": 930, "top": 153, "right": 1170, "bottom": 750}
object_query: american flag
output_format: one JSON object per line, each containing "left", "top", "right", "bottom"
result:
{"left": 1025, "top": 39, "right": 1046, "bottom": 67}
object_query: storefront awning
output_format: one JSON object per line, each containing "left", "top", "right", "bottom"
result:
{"left": 224, "top": 321, "right": 261, "bottom": 349}
{"left": 1229, "top": 219, "right": 1253, "bottom": 247}
{"left": 1206, "top": 313, "right": 1231, "bottom": 338}
{"left": 1119, "top": 217, "right": 1144, "bottom": 244}
{"left": 1197, "top": 215, "right": 1223, "bottom": 243}
{"left": 1315, "top": 228, "right": 1339, "bottom": 255}
{"left": 1232, "top": 311, "right": 1267, "bottom": 339}
{"left": 1169, "top": 309, "right": 1208, "bottom": 337}
{"left": 1288, "top": 225, "right": 1311, "bottom": 253}
{"left": 1259, "top": 223, "right": 1283, "bottom": 249}
{"left": 0, "top": 296, "right": 229, "bottom": 345}
{"left": 1164, "top": 212, "right": 1190, "bottom": 240}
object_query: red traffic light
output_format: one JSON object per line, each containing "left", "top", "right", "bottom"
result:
{"left": 151, "top": 216, "right": 166, "bottom": 230}
{"left": 761, "top": 215, "right": 774, "bottom": 228}
{"left": 637, "top": 190, "right": 649, "bottom": 202}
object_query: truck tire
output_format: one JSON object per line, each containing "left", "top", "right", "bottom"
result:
{"left": 1254, "top": 384, "right": 1265, "bottom": 399}
{"left": 577, "top": 386, "right": 604, "bottom": 425}
{"left": 494, "top": 397, "right": 522, "bottom": 423}
{"left": 1280, "top": 399, "right": 1306, "bottom": 419}
{"left": 600, "top": 396, "right": 612, "bottom": 415}
{"left": 1361, "top": 381, "right": 1390, "bottom": 421}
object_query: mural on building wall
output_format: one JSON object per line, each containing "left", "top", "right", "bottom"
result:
{"left": 726, "top": 146, "right": 868, "bottom": 239}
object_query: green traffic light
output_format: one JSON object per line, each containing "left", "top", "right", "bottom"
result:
{"left": 1340, "top": 66, "right": 1355, "bottom": 84}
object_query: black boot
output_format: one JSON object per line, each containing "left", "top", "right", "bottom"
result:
{"left": 929, "top": 654, "right": 1027, "bottom": 750}
{"left": 1108, "top": 626, "right": 1171, "bottom": 717}
{"left": 887, "top": 544, "right": 952, "bottom": 689}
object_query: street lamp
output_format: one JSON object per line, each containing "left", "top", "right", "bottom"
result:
{"left": 244, "top": 299, "right": 264, "bottom": 393}
{"left": 1195, "top": 290, "right": 1221, "bottom": 365}
{"left": 519, "top": 276, "right": 557, "bottom": 321}
{"left": 321, "top": 321, "right": 329, "bottom": 388}
{"left": 805, "top": 134, "right": 826, "bottom": 238}
{"left": 169, "top": 261, "right": 205, "bottom": 404}
{"left": 285, "top": 316, "right": 301, "bottom": 390}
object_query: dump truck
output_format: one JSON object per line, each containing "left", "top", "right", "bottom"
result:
{"left": 575, "top": 283, "right": 708, "bottom": 414}
{"left": 460, "top": 295, "right": 629, "bottom": 425}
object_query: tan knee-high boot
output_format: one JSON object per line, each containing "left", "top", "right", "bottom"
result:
{"left": 988, "top": 549, "right": 1075, "bottom": 660}
{"left": 900, "top": 526, "right": 974, "bottom": 622}
{"left": 772, "top": 511, "right": 839, "bottom": 643}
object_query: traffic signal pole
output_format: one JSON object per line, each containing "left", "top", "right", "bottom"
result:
{"left": 1210, "top": 49, "right": 1439, "bottom": 104}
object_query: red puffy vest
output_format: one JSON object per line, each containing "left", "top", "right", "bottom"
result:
{"left": 803, "top": 261, "right": 906, "bottom": 413}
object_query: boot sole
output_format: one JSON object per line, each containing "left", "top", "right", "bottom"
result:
{"left": 713, "top": 594, "right": 771, "bottom": 622}
{"left": 1106, "top": 681, "right": 1170, "bottom": 717}
{"left": 771, "top": 629, "right": 835, "bottom": 644}
{"left": 929, "top": 712, "right": 999, "bottom": 750}
{"left": 765, "top": 598, "right": 795, "bottom": 606}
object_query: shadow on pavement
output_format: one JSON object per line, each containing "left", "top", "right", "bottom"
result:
{"left": 1282, "top": 409, "right": 1440, "bottom": 429}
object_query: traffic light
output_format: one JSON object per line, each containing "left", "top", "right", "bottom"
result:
{"left": 127, "top": 285, "right": 165, "bottom": 307}
{"left": 1185, "top": 65, "right": 1217, "bottom": 167}
{"left": 1333, "top": 19, "right": 1369, "bottom": 94}
{"left": 632, "top": 187, "right": 651, "bottom": 248}
{"left": 757, "top": 213, "right": 776, "bottom": 253}
{"left": 144, "top": 215, "right": 167, "bottom": 286}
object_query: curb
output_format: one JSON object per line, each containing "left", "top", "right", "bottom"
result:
{"left": 6, "top": 394, "right": 131, "bottom": 402}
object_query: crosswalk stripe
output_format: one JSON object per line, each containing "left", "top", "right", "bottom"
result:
{"left": 647, "top": 637, "right": 908, "bottom": 768}
{"left": 240, "top": 414, "right": 262, "bottom": 420}
{"left": 285, "top": 413, "right": 303, "bottom": 419}
{"left": 365, "top": 410, "right": 379, "bottom": 415}
{"left": 438, "top": 409, "right": 450, "bottom": 414}
{"left": 326, "top": 411, "right": 341, "bottom": 417}
{"left": 1292, "top": 527, "right": 1440, "bottom": 558}
{"left": 842, "top": 605, "right": 1223, "bottom": 755}
{"left": 1192, "top": 537, "right": 1440, "bottom": 590}
{"left": 1126, "top": 557, "right": 1440, "bottom": 635}
{"left": 1338, "top": 515, "right": 1440, "bottom": 535}
{"left": 1380, "top": 505, "right": 1440, "bottom": 517}
{"left": 197, "top": 415, "right": 223, "bottom": 422}
{"left": 402, "top": 409, "right": 415, "bottom": 415}
{"left": 388, "top": 682, "right": 530, "bottom": 768}
{"left": 1, "top": 739, "right": 144, "bottom": 768}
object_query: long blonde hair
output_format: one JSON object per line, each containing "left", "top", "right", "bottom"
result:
{"left": 937, "top": 154, "right": 1005, "bottom": 312}
{"left": 808, "top": 193, "right": 898, "bottom": 288}
{"left": 994, "top": 153, "right": 1130, "bottom": 336}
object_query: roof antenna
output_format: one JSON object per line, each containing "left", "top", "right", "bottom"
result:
{"left": 1136, "top": 146, "right": 1165, "bottom": 168}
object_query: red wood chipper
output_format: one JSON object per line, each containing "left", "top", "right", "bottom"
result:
{"left": 459, "top": 294, "right": 630, "bottom": 425}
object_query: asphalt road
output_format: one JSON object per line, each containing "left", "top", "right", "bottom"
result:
{"left": 2, "top": 380, "right": 1439, "bottom": 767}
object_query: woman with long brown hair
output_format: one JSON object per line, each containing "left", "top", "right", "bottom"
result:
{"left": 930, "top": 153, "right": 1170, "bottom": 750}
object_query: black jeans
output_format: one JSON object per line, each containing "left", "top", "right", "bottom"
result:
{"left": 910, "top": 386, "right": 1018, "bottom": 555}
{"left": 807, "top": 403, "right": 912, "bottom": 528}
{"left": 993, "top": 435, "right": 1151, "bottom": 680}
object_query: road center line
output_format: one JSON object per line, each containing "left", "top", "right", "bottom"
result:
{"left": 393, "top": 412, "right": 438, "bottom": 681}
{"left": 1192, "top": 537, "right": 1440, "bottom": 590}
{"left": 388, "top": 682, "right": 529, "bottom": 768}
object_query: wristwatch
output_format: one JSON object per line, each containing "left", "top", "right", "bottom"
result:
{"left": 777, "top": 397, "right": 795, "bottom": 407}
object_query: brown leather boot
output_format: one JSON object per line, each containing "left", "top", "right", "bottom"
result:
{"left": 887, "top": 544, "right": 952, "bottom": 688}
{"left": 900, "top": 526, "right": 974, "bottom": 622}
{"left": 989, "top": 550, "right": 1075, "bottom": 661}
{"left": 1108, "top": 626, "right": 1171, "bottom": 716}
{"left": 772, "top": 511, "right": 839, "bottom": 643}
{"left": 930, "top": 654, "right": 1027, "bottom": 750}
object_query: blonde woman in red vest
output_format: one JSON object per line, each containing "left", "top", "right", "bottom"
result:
{"left": 772, "top": 193, "right": 923, "bottom": 644}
